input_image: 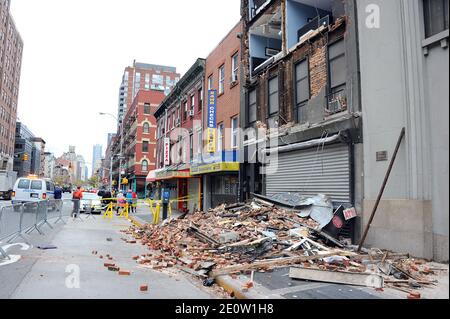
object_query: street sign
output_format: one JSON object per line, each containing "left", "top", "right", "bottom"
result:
{"left": 164, "top": 138, "right": 170, "bottom": 165}
{"left": 207, "top": 90, "right": 217, "bottom": 153}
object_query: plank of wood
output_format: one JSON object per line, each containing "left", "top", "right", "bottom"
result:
{"left": 289, "top": 267, "right": 384, "bottom": 289}
{"left": 386, "top": 284, "right": 413, "bottom": 294}
{"left": 209, "top": 250, "right": 350, "bottom": 278}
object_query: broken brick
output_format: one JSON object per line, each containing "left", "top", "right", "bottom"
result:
{"left": 140, "top": 285, "right": 148, "bottom": 292}
{"left": 119, "top": 270, "right": 131, "bottom": 276}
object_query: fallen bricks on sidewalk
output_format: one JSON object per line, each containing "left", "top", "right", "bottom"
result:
{"left": 122, "top": 195, "right": 441, "bottom": 296}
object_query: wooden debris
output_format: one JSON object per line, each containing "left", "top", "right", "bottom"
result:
{"left": 289, "top": 266, "right": 384, "bottom": 288}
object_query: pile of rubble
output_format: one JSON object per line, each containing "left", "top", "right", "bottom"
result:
{"left": 124, "top": 195, "right": 440, "bottom": 297}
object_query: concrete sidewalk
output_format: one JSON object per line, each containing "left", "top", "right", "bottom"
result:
{"left": 0, "top": 215, "right": 216, "bottom": 299}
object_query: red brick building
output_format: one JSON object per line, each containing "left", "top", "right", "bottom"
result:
{"left": 153, "top": 58, "right": 205, "bottom": 213}
{"left": 191, "top": 22, "right": 243, "bottom": 210}
{"left": 121, "top": 89, "right": 165, "bottom": 197}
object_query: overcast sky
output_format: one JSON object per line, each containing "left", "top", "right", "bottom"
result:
{"left": 10, "top": 0, "right": 241, "bottom": 175}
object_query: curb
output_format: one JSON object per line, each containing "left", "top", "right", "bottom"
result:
{"left": 215, "top": 275, "right": 252, "bottom": 299}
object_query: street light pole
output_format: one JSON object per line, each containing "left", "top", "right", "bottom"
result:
{"left": 118, "top": 123, "right": 124, "bottom": 193}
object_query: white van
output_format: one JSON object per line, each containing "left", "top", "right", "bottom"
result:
{"left": 11, "top": 176, "right": 56, "bottom": 205}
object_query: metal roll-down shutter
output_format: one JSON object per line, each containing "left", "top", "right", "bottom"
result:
{"left": 266, "top": 143, "right": 351, "bottom": 203}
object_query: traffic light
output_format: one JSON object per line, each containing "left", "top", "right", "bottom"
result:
{"left": 121, "top": 178, "right": 129, "bottom": 185}
{"left": 23, "top": 153, "right": 28, "bottom": 161}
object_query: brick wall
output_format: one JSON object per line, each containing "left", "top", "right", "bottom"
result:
{"left": 204, "top": 21, "right": 242, "bottom": 150}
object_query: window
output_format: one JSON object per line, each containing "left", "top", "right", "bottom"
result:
{"left": 183, "top": 101, "right": 188, "bottom": 120}
{"left": 17, "top": 179, "right": 30, "bottom": 189}
{"left": 231, "top": 117, "right": 238, "bottom": 149}
{"left": 268, "top": 77, "right": 279, "bottom": 116}
{"left": 328, "top": 39, "right": 347, "bottom": 113}
{"left": 142, "top": 141, "right": 149, "bottom": 153}
{"left": 152, "top": 74, "right": 164, "bottom": 85}
{"left": 295, "top": 59, "right": 310, "bottom": 123}
{"left": 248, "top": 89, "right": 257, "bottom": 126}
{"left": 143, "top": 122, "right": 150, "bottom": 134}
{"left": 31, "top": 180, "right": 43, "bottom": 190}
{"left": 144, "top": 103, "right": 151, "bottom": 114}
{"left": 231, "top": 53, "right": 239, "bottom": 82}
{"left": 217, "top": 123, "right": 224, "bottom": 152}
{"left": 218, "top": 65, "right": 225, "bottom": 94}
{"left": 208, "top": 75, "right": 213, "bottom": 91}
{"left": 189, "top": 134, "right": 193, "bottom": 162}
{"left": 198, "top": 88, "right": 203, "bottom": 112}
{"left": 134, "top": 72, "right": 141, "bottom": 97}
{"left": 191, "top": 94, "right": 195, "bottom": 110}
{"left": 423, "top": 0, "right": 449, "bottom": 38}
{"left": 145, "top": 74, "right": 150, "bottom": 90}
{"left": 142, "top": 160, "right": 148, "bottom": 172}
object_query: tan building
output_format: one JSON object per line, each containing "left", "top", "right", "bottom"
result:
{"left": 0, "top": 0, "right": 23, "bottom": 170}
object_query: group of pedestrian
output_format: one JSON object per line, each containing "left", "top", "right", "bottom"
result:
{"left": 57, "top": 186, "right": 137, "bottom": 219}
{"left": 115, "top": 189, "right": 137, "bottom": 215}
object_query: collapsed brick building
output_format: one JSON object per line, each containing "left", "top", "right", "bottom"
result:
{"left": 239, "top": 0, "right": 362, "bottom": 224}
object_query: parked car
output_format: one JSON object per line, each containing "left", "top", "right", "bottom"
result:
{"left": 80, "top": 192, "right": 103, "bottom": 214}
{"left": 62, "top": 186, "right": 72, "bottom": 193}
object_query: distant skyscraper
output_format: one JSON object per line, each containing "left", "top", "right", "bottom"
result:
{"left": 92, "top": 144, "right": 103, "bottom": 176}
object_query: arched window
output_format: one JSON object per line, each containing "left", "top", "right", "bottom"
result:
{"left": 143, "top": 122, "right": 150, "bottom": 134}
{"left": 142, "top": 160, "right": 148, "bottom": 172}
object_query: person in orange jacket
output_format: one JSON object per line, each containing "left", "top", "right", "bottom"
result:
{"left": 72, "top": 186, "right": 83, "bottom": 219}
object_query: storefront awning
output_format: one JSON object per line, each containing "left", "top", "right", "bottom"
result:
{"left": 190, "top": 162, "right": 239, "bottom": 176}
{"left": 147, "top": 165, "right": 191, "bottom": 181}
{"left": 146, "top": 170, "right": 157, "bottom": 182}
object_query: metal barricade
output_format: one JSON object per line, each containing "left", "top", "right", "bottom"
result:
{"left": 23, "top": 201, "right": 46, "bottom": 235}
{"left": 0, "top": 203, "right": 31, "bottom": 258}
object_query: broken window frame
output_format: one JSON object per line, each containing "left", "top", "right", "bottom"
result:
{"left": 268, "top": 75, "right": 279, "bottom": 115}
{"left": 247, "top": 88, "right": 258, "bottom": 127}
{"left": 267, "top": 75, "right": 279, "bottom": 128}
{"left": 326, "top": 37, "right": 347, "bottom": 115}
{"left": 294, "top": 58, "right": 310, "bottom": 124}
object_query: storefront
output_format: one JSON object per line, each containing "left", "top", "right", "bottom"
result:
{"left": 147, "top": 165, "right": 202, "bottom": 214}
{"left": 191, "top": 151, "right": 240, "bottom": 210}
